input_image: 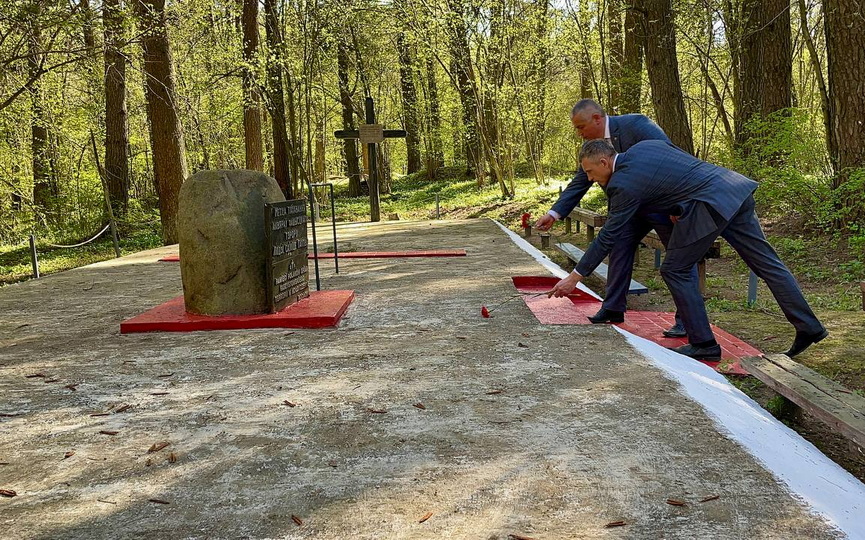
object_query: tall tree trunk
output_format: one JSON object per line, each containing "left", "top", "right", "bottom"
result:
{"left": 337, "top": 38, "right": 362, "bottom": 196}
{"left": 396, "top": 33, "right": 421, "bottom": 174}
{"left": 424, "top": 56, "right": 444, "bottom": 175}
{"left": 620, "top": 2, "right": 644, "bottom": 113}
{"left": 735, "top": 0, "right": 791, "bottom": 146}
{"left": 639, "top": 0, "right": 694, "bottom": 154}
{"left": 103, "top": 0, "right": 129, "bottom": 217}
{"left": 796, "top": 0, "right": 834, "bottom": 169}
{"left": 263, "top": 0, "right": 291, "bottom": 197}
{"left": 241, "top": 0, "right": 263, "bottom": 170}
{"left": 482, "top": 0, "right": 507, "bottom": 194}
{"left": 134, "top": 0, "right": 189, "bottom": 244}
{"left": 446, "top": 0, "right": 483, "bottom": 184}
{"left": 825, "top": 0, "right": 865, "bottom": 221}
{"left": 526, "top": 0, "right": 548, "bottom": 180}
{"left": 608, "top": 0, "right": 624, "bottom": 111}
{"left": 27, "top": 5, "right": 53, "bottom": 211}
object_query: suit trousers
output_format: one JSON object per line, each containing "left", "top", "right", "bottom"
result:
{"left": 603, "top": 215, "right": 688, "bottom": 327}
{"left": 660, "top": 195, "right": 822, "bottom": 344}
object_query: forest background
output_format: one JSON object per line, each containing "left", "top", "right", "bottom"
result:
{"left": 0, "top": 0, "right": 863, "bottom": 272}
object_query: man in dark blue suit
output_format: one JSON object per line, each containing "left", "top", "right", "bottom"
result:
{"left": 535, "top": 99, "right": 693, "bottom": 336}
{"left": 547, "top": 139, "right": 828, "bottom": 359}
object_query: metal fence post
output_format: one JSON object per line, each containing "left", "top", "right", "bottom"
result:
{"left": 29, "top": 234, "right": 40, "bottom": 278}
{"left": 748, "top": 271, "right": 758, "bottom": 305}
{"left": 435, "top": 193, "right": 440, "bottom": 219}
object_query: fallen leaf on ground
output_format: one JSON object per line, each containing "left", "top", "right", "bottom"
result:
{"left": 168, "top": 452, "right": 177, "bottom": 463}
{"left": 456, "top": 336, "right": 467, "bottom": 340}
{"left": 150, "top": 392, "right": 169, "bottom": 396}
{"left": 0, "top": 462, "right": 10, "bottom": 465}
{"left": 115, "top": 404, "right": 132, "bottom": 413}
{"left": 0, "top": 412, "right": 21, "bottom": 417}
{"left": 517, "top": 342, "right": 529, "bottom": 348}
{"left": 63, "top": 451, "right": 75, "bottom": 459}
{"left": 25, "top": 373, "right": 46, "bottom": 378}
{"left": 44, "top": 379, "right": 59, "bottom": 383}
{"left": 96, "top": 499, "right": 117, "bottom": 504}
{"left": 481, "top": 306, "right": 490, "bottom": 318}
{"left": 291, "top": 515, "right": 303, "bottom": 526}
{"left": 699, "top": 495, "right": 720, "bottom": 503}
{"left": 148, "top": 498, "right": 169, "bottom": 504}
{"left": 90, "top": 413, "right": 110, "bottom": 417}
{"left": 283, "top": 400, "right": 297, "bottom": 407}
{"left": 145, "top": 459, "right": 152, "bottom": 467}
{"left": 148, "top": 442, "right": 170, "bottom": 453}
{"left": 418, "top": 512, "right": 433, "bottom": 523}
{"left": 521, "top": 333, "right": 531, "bottom": 337}
{"left": 64, "top": 383, "right": 78, "bottom": 391}
{"left": 0, "top": 489, "right": 17, "bottom": 497}
{"left": 666, "top": 499, "right": 687, "bottom": 506}
{"left": 157, "top": 373, "right": 174, "bottom": 378}
{"left": 413, "top": 403, "right": 426, "bottom": 410}
{"left": 762, "top": 335, "right": 777, "bottom": 341}
{"left": 485, "top": 390, "right": 503, "bottom": 395}
{"left": 99, "top": 430, "right": 119, "bottom": 436}
{"left": 327, "top": 461, "right": 337, "bottom": 468}
{"left": 604, "top": 521, "right": 626, "bottom": 528}
{"left": 367, "top": 408, "right": 387, "bottom": 414}
{"left": 508, "top": 534, "right": 536, "bottom": 540}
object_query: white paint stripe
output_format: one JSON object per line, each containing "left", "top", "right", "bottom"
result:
{"left": 493, "top": 219, "right": 602, "bottom": 300}
{"left": 500, "top": 217, "right": 865, "bottom": 537}
{"left": 616, "top": 330, "right": 865, "bottom": 538}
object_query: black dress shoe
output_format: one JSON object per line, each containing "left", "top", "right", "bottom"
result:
{"left": 587, "top": 308, "right": 624, "bottom": 324}
{"left": 668, "top": 343, "right": 722, "bottom": 360}
{"left": 784, "top": 328, "right": 829, "bottom": 357}
{"left": 663, "top": 322, "right": 687, "bottom": 338}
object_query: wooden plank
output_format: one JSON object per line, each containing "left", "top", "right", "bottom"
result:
{"left": 554, "top": 243, "right": 648, "bottom": 295}
{"left": 741, "top": 354, "right": 865, "bottom": 449}
{"left": 642, "top": 231, "right": 721, "bottom": 258}
{"left": 568, "top": 208, "right": 607, "bottom": 228}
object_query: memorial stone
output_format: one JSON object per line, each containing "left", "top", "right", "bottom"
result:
{"left": 178, "top": 169, "right": 287, "bottom": 315}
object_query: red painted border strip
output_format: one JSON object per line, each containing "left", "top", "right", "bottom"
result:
{"left": 120, "top": 290, "right": 354, "bottom": 333}
{"left": 159, "top": 251, "right": 467, "bottom": 262}
{"left": 310, "top": 250, "right": 467, "bottom": 259}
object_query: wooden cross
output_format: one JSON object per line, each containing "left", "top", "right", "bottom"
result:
{"left": 334, "top": 97, "right": 406, "bottom": 222}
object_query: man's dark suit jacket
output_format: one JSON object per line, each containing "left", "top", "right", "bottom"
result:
{"left": 574, "top": 140, "right": 758, "bottom": 278}
{"left": 551, "top": 114, "right": 671, "bottom": 218}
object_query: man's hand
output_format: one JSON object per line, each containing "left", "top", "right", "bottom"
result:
{"left": 534, "top": 214, "right": 556, "bottom": 231}
{"left": 546, "top": 272, "right": 583, "bottom": 298}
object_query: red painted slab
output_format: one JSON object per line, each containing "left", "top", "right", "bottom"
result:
{"left": 120, "top": 290, "right": 354, "bottom": 334}
{"left": 310, "top": 250, "right": 467, "bottom": 259}
{"left": 159, "top": 255, "right": 180, "bottom": 262}
{"left": 512, "top": 276, "right": 754, "bottom": 375}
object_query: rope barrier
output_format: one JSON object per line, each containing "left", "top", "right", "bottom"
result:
{"left": 44, "top": 223, "right": 111, "bottom": 248}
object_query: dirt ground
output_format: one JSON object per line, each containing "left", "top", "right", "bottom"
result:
{"left": 0, "top": 219, "right": 850, "bottom": 539}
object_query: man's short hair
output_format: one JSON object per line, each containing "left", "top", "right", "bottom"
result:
{"left": 579, "top": 139, "right": 616, "bottom": 162}
{"left": 571, "top": 99, "right": 606, "bottom": 118}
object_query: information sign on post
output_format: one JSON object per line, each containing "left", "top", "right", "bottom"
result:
{"left": 359, "top": 123, "right": 384, "bottom": 144}
{"left": 265, "top": 199, "right": 310, "bottom": 313}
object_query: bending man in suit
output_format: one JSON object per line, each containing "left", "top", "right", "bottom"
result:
{"left": 547, "top": 139, "right": 828, "bottom": 359}
{"left": 534, "top": 99, "right": 694, "bottom": 337}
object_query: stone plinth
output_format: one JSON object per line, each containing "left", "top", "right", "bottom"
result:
{"left": 178, "top": 169, "right": 285, "bottom": 315}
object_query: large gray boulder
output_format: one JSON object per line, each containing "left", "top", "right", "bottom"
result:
{"left": 178, "top": 169, "right": 285, "bottom": 315}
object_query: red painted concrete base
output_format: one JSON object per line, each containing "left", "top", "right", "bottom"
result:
{"left": 512, "top": 276, "right": 755, "bottom": 375}
{"left": 120, "top": 290, "right": 354, "bottom": 334}
{"left": 159, "top": 250, "right": 466, "bottom": 263}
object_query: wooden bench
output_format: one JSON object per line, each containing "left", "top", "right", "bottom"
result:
{"left": 554, "top": 242, "right": 648, "bottom": 295}
{"left": 741, "top": 354, "right": 865, "bottom": 450}
{"left": 641, "top": 231, "right": 721, "bottom": 295}
{"left": 565, "top": 207, "right": 607, "bottom": 241}
{"left": 563, "top": 207, "right": 722, "bottom": 295}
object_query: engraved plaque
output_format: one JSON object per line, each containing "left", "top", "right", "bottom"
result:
{"left": 359, "top": 123, "right": 384, "bottom": 144}
{"left": 265, "top": 199, "right": 310, "bottom": 312}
